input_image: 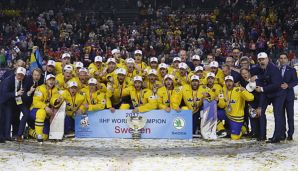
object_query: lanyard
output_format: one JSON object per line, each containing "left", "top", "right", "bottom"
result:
{"left": 225, "top": 87, "right": 233, "bottom": 104}
{"left": 47, "top": 88, "right": 53, "bottom": 102}
{"left": 166, "top": 89, "right": 172, "bottom": 104}
{"left": 135, "top": 89, "right": 142, "bottom": 106}
{"left": 119, "top": 82, "right": 124, "bottom": 99}
{"left": 69, "top": 91, "right": 76, "bottom": 109}
{"left": 192, "top": 89, "right": 198, "bottom": 107}
{"left": 89, "top": 89, "right": 93, "bottom": 103}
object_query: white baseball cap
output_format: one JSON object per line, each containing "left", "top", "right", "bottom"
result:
{"left": 16, "top": 67, "right": 26, "bottom": 75}
{"left": 64, "top": 65, "right": 73, "bottom": 72}
{"left": 173, "top": 57, "right": 181, "bottom": 62}
{"left": 178, "top": 62, "right": 188, "bottom": 70}
{"left": 134, "top": 50, "right": 142, "bottom": 55}
{"left": 107, "top": 58, "right": 116, "bottom": 64}
{"left": 191, "top": 75, "right": 200, "bottom": 81}
{"left": 75, "top": 62, "right": 84, "bottom": 68}
{"left": 46, "top": 74, "right": 55, "bottom": 81}
{"left": 148, "top": 69, "right": 157, "bottom": 75}
{"left": 88, "top": 78, "right": 98, "bottom": 85}
{"left": 133, "top": 76, "right": 143, "bottom": 82}
{"left": 116, "top": 68, "right": 127, "bottom": 75}
{"left": 192, "top": 55, "right": 201, "bottom": 61}
{"left": 164, "top": 74, "right": 174, "bottom": 80}
{"left": 94, "top": 56, "right": 103, "bottom": 62}
{"left": 62, "top": 53, "right": 71, "bottom": 59}
{"left": 68, "top": 81, "right": 78, "bottom": 88}
{"left": 159, "top": 63, "right": 168, "bottom": 69}
{"left": 47, "top": 60, "right": 56, "bottom": 67}
{"left": 126, "top": 58, "right": 135, "bottom": 64}
{"left": 194, "top": 66, "right": 204, "bottom": 72}
{"left": 225, "top": 75, "right": 234, "bottom": 82}
{"left": 207, "top": 72, "right": 215, "bottom": 78}
{"left": 209, "top": 61, "right": 219, "bottom": 68}
{"left": 112, "top": 49, "right": 120, "bottom": 55}
{"left": 257, "top": 52, "right": 268, "bottom": 59}
{"left": 79, "top": 68, "right": 88, "bottom": 73}
{"left": 150, "top": 57, "right": 158, "bottom": 63}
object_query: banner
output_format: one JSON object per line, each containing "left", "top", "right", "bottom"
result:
{"left": 75, "top": 110, "right": 192, "bottom": 139}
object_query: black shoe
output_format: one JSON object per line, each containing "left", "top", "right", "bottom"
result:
{"left": 0, "top": 138, "right": 5, "bottom": 143}
{"left": 257, "top": 136, "right": 266, "bottom": 141}
{"left": 287, "top": 136, "right": 293, "bottom": 141}
{"left": 248, "top": 133, "right": 258, "bottom": 139}
{"left": 266, "top": 137, "right": 280, "bottom": 143}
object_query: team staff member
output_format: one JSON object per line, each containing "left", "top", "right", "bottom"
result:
{"left": 81, "top": 78, "right": 110, "bottom": 112}
{"left": 53, "top": 81, "right": 88, "bottom": 134}
{"left": 279, "top": 53, "right": 298, "bottom": 141}
{"left": 55, "top": 53, "right": 72, "bottom": 74}
{"left": 120, "top": 76, "right": 157, "bottom": 113}
{"left": 28, "top": 74, "right": 59, "bottom": 143}
{"left": 106, "top": 68, "right": 130, "bottom": 111}
{"left": 240, "top": 68, "right": 264, "bottom": 140}
{"left": 1, "top": 67, "right": 30, "bottom": 142}
{"left": 157, "top": 74, "right": 182, "bottom": 112}
{"left": 218, "top": 76, "right": 254, "bottom": 140}
{"left": 253, "top": 52, "right": 286, "bottom": 143}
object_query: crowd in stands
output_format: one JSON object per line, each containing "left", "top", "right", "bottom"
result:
{"left": 0, "top": 0, "right": 297, "bottom": 68}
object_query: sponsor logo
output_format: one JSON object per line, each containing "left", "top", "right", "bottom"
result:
{"left": 173, "top": 117, "right": 185, "bottom": 130}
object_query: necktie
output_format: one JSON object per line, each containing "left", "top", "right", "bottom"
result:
{"left": 17, "top": 81, "right": 21, "bottom": 91}
{"left": 281, "top": 66, "right": 285, "bottom": 78}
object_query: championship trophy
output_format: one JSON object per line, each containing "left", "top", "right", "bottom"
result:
{"left": 126, "top": 115, "right": 147, "bottom": 139}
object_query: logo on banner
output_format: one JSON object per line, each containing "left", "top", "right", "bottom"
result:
{"left": 173, "top": 117, "right": 185, "bottom": 130}
{"left": 80, "top": 115, "right": 89, "bottom": 128}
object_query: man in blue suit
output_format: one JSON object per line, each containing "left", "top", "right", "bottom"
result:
{"left": 253, "top": 52, "right": 286, "bottom": 143}
{"left": 0, "top": 67, "right": 31, "bottom": 142}
{"left": 279, "top": 53, "right": 298, "bottom": 140}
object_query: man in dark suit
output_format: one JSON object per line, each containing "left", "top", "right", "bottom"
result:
{"left": 279, "top": 53, "right": 298, "bottom": 140}
{"left": 0, "top": 67, "right": 31, "bottom": 142}
{"left": 253, "top": 52, "right": 286, "bottom": 143}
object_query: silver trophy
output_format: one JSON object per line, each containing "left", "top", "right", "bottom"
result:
{"left": 126, "top": 116, "right": 147, "bottom": 139}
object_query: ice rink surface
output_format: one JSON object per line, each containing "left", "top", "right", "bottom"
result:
{"left": 0, "top": 102, "right": 298, "bottom": 171}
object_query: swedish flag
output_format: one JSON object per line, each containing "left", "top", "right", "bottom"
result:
{"left": 29, "top": 47, "right": 43, "bottom": 72}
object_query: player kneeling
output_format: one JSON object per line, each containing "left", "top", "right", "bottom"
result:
{"left": 53, "top": 81, "right": 88, "bottom": 136}
{"left": 218, "top": 76, "right": 254, "bottom": 140}
{"left": 81, "top": 78, "right": 110, "bottom": 111}
{"left": 28, "top": 74, "right": 59, "bottom": 143}
{"left": 120, "top": 76, "right": 157, "bottom": 113}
